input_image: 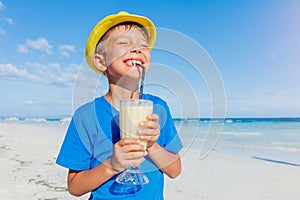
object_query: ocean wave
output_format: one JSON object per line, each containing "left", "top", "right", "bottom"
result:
{"left": 221, "top": 131, "right": 262, "bottom": 136}
{"left": 2, "top": 117, "right": 20, "bottom": 121}
{"left": 24, "top": 118, "right": 48, "bottom": 122}
{"left": 0, "top": 116, "right": 72, "bottom": 124}
{"left": 225, "top": 119, "right": 233, "bottom": 123}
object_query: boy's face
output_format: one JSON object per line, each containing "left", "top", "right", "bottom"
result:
{"left": 97, "top": 25, "right": 151, "bottom": 82}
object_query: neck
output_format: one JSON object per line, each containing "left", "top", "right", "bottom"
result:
{"left": 105, "top": 83, "right": 140, "bottom": 109}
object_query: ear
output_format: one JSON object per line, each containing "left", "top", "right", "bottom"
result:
{"left": 93, "top": 54, "right": 107, "bottom": 73}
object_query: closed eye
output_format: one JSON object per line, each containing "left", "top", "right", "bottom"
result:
{"left": 139, "top": 41, "right": 148, "bottom": 49}
{"left": 117, "top": 41, "right": 129, "bottom": 45}
{"left": 115, "top": 37, "right": 130, "bottom": 45}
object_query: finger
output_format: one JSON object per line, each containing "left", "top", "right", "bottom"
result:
{"left": 139, "top": 135, "right": 158, "bottom": 142}
{"left": 118, "top": 138, "right": 141, "bottom": 146}
{"left": 121, "top": 144, "right": 146, "bottom": 153}
{"left": 123, "top": 151, "right": 147, "bottom": 160}
{"left": 147, "top": 114, "right": 159, "bottom": 121}
{"left": 140, "top": 120, "right": 160, "bottom": 129}
{"left": 138, "top": 128, "right": 159, "bottom": 137}
{"left": 139, "top": 136, "right": 153, "bottom": 142}
{"left": 138, "top": 131, "right": 159, "bottom": 142}
{"left": 122, "top": 157, "right": 145, "bottom": 167}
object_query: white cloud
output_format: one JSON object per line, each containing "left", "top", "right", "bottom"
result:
{"left": 0, "top": 1, "right": 4, "bottom": 11}
{"left": 25, "top": 62, "right": 80, "bottom": 87}
{"left": 60, "top": 51, "right": 69, "bottom": 57}
{"left": 0, "top": 63, "right": 40, "bottom": 81}
{"left": 18, "top": 37, "right": 53, "bottom": 54}
{"left": 59, "top": 45, "right": 75, "bottom": 52}
{"left": 26, "top": 38, "right": 53, "bottom": 54}
{"left": 0, "top": 61, "right": 81, "bottom": 87}
{"left": 17, "top": 44, "right": 29, "bottom": 53}
{"left": 0, "top": 28, "right": 5, "bottom": 35}
{"left": 4, "top": 18, "right": 13, "bottom": 24}
{"left": 59, "top": 44, "right": 75, "bottom": 57}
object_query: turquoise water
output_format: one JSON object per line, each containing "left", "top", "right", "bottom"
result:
{"left": 174, "top": 118, "right": 300, "bottom": 166}
{"left": 2, "top": 117, "right": 299, "bottom": 166}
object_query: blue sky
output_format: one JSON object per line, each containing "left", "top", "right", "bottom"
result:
{"left": 0, "top": 0, "right": 299, "bottom": 118}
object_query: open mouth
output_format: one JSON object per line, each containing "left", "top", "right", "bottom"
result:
{"left": 124, "top": 59, "right": 143, "bottom": 67}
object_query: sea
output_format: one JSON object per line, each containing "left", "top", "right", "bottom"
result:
{"left": 175, "top": 118, "right": 300, "bottom": 167}
{"left": 1, "top": 117, "right": 299, "bottom": 167}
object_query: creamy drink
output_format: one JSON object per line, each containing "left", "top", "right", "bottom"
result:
{"left": 120, "top": 99, "right": 153, "bottom": 148}
{"left": 116, "top": 67, "right": 151, "bottom": 185}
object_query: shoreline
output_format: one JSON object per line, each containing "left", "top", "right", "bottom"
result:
{"left": 0, "top": 122, "right": 299, "bottom": 199}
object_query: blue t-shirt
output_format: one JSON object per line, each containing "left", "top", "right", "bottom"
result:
{"left": 56, "top": 94, "right": 182, "bottom": 200}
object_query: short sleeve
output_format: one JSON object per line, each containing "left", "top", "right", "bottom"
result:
{"left": 56, "top": 118, "right": 92, "bottom": 170}
{"left": 153, "top": 98, "right": 183, "bottom": 154}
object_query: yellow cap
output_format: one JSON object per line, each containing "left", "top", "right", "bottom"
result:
{"left": 85, "top": 11, "right": 156, "bottom": 74}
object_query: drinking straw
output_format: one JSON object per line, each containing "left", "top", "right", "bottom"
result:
{"left": 137, "top": 63, "right": 145, "bottom": 99}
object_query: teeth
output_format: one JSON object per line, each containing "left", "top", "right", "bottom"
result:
{"left": 126, "top": 60, "right": 142, "bottom": 66}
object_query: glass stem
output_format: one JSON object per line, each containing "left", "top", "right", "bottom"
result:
{"left": 127, "top": 165, "right": 140, "bottom": 172}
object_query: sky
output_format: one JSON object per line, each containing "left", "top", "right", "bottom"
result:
{"left": 0, "top": 0, "right": 300, "bottom": 118}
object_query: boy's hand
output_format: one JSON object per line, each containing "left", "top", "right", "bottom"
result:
{"left": 138, "top": 114, "right": 160, "bottom": 149}
{"left": 110, "top": 138, "right": 147, "bottom": 172}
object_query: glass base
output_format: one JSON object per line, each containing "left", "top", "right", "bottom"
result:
{"left": 109, "top": 181, "right": 141, "bottom": 195}
{"left": 116, "top": 166, "right": 149, "bottom": 185}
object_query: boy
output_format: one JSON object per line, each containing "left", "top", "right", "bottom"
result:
{"left": 56, "top": 11, "right": 182, "bottom": 199}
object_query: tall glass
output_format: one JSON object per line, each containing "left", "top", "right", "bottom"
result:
{"left": 116, "top": 99, "right": 153, "bottom": 185}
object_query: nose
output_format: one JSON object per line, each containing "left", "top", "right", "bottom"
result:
{"left": 130, "top": 48, "right": 141, "bottom": 54}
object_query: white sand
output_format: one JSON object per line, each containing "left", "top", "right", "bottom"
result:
{"left": 0, "top": 122, "right": 299, "bottom": 199}
{"left": 0, "top": 122, "right": 88, "bottom": 199}
{"left": 165, "top": 150, "right": 300, "bottom": 200}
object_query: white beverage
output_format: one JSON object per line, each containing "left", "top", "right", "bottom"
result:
{"left": 120, "top": 99, "right": 153, "bottom": 148}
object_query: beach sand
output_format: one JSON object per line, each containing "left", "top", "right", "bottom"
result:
{"left": 0, "top": 122, "right": 299, "bottom": 199}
